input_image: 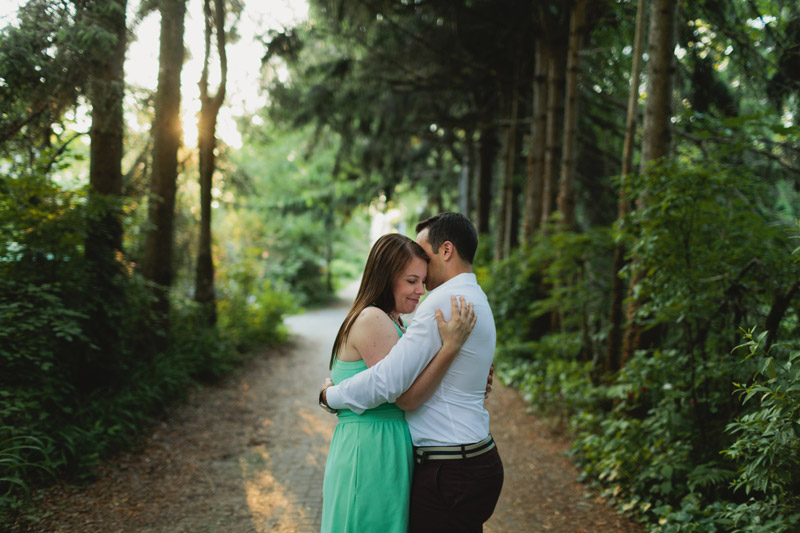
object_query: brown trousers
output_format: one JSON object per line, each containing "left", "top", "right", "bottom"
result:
{"left": 409, "top": 446, "right": 504, "bottom": 533}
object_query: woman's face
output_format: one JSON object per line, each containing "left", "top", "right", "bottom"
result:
{"left": 392, "top": 255, "right": 427, "bottom": 315}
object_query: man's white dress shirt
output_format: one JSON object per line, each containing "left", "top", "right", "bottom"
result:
{"left": 325, "top": 273, "right": 496, "bottom": 447}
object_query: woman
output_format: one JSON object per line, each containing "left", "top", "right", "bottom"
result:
{"left": 320, "top": 233, "right": 476, "bottom": 533}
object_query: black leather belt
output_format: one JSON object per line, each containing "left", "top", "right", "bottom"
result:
{"left": 414, "top": 435, "right": 495, "bottom": 464}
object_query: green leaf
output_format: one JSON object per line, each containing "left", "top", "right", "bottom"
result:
{"left": 760, "top": 357, "right": 776, "bottom": 380}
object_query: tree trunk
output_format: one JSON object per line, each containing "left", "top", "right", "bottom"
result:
{"left": 508, "top": 167, "right": 521, "bottom": 250}
{"left": 84, "top": 0, "right": 126, "bottom": 385}
{"left": 556, "top": 0, "right": 587, "bottom": 231}
{"left": 764, "top": 280, "right": 800, "bottom": 351}
{"left": 495, "top": 76, "right": 519, "bottom": 261}
{"left": 458, "top": 134, "right": 472, "bottom": 217}
{"left": 540, "top": 41, "right": 567, "bottom": 231}
{"left": 141, "top": 0, "right": 187, "bottom": 353}
{"left": 195, "top": 0, "right": 228, "bottom": 326}
{"left": 606, "top": 0, "right": 647, "bottom": 377}
{"left": 504, "top": 75, "right": 520, "bottom": 259}
{"left": 474, "top": 122, "right": 497, "bottom": 236}
{"left": 621, "top": 0, "right": 677, "bottom": 365}
{"left": 638, "top": 0, "right": 676, "bottom": 165}
{"left": 522, "top": 38, "right": 548, "bottom": 244}
{"left": 432, "top": 148, "right": 447, "bottom": 213}
{"left": 87, "top": 0, "right": 126, "bottom": 251}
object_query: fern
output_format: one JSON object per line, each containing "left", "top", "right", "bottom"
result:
{"left": 686, "top": 461, "right": 736, "bottom": 493}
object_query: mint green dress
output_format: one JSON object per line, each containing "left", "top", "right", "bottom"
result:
{"left": 321, "top": 324, "right": 413, "bottom": 533}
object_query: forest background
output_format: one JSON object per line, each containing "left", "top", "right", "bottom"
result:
{"left": 1, "top": 0, "right": 799, "bottom": 531}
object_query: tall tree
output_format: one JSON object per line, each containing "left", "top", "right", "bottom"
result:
{"left": 556, "top": 0, "right": 588, "bottom": 230}
{"left": 522, "top": 38, "right": 548, "bottom": 243}
{"left": 86, "top": 0, "right": 126, "bottom": 253}
{"left": 141, "top": 0, "right": 187, "bottom": 352}
{"left": 621, "top": 0, "right": 678, "bottom": 364}
{"left": 539, "top": 21, "right": 569, "bottom": 230}
{"left": 474, "top": 121, "right": 497, "bottom": 236}
{"left": 606, "top": 0, "right": 648, "bottom": 376}
{"left": 84, "top": 0, "right": 128, "bottom": 379}
{"left": 495, "top": 65, "right": 520, "bottom": 261}
{"left": 458, "top": 132, "right": 474, "bottom": 217}
{"left": 195, "top": 0, "right": 229, "bottom": 325}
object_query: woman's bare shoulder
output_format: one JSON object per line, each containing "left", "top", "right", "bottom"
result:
{"left": 349, "top": 307, "right": 399, "bottom": 345}
{"left": 352, "top": 306, "right": 391, "bottom": 330}
{"left": 349, "top": 306, "right": 401, "bottom": 366}
{"left": 338, "top": 308, "right": 390, "bottom": 362}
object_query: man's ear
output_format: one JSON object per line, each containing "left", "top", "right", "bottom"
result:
{"left": 440, "top": 241, "right": 455, "bottom": 262}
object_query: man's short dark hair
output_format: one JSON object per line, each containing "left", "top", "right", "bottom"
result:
{"left": 415, "top": 212, "right": 478, "bottom": 264}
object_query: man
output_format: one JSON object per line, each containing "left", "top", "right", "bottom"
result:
{"left": 320, "top": 212, "right": 503, "bottom": 532}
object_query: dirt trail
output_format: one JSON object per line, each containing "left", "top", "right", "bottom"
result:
{"left": 15, "top": 289, "right": 642, "bottom": 533}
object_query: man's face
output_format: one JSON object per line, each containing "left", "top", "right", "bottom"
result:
{"left": 416, "top": 228, "right": 444, "bottom": 291}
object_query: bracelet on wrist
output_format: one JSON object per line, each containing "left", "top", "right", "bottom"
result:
{"left": 319, "top": 387, "right": 337, "bottom": 414}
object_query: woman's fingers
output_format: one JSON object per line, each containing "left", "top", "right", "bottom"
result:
{"left": 458, "top": 296, "right": 476, "bottom": 333}
{"left": 438, "top": 296, "right": 476, "bottom": 338}
{"left": 434, "top": 307, "right": 445, "bottom": 327}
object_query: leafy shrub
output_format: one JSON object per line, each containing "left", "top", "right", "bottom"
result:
{"left": 488, "top": 160, "right": 799, "bottom": 531}
{"left": 497, "top": 337, "right": 595, "bottom": 415}
{"left": 484, "top": 226, "right": 613, "bottom": 351}
{"left": 617, "top": 160, "right": 795, "bottom": 355}
{"left": 572, "top": 350, "right": 735, "bottom": 518}
{"left": 0, "top": 174, "right": 297, "bottom": 520}
{"left": 718, "top": 329, "right": 800, "bottom": 531}
{"left": 0, "top": 280, "right": 87, "bottom": 390}
{"left": 216, "top": 264, "right": 297, "bottom": 352}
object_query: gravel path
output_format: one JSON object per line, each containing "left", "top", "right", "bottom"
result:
{"left": 14, "top": 288, "right": 642, "bottom": 533}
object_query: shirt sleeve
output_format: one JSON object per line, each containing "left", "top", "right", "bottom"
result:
{"left": 325, "top": 297, "right": 443, "bottom": 414}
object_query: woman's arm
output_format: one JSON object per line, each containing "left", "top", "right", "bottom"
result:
{"left": 395, "top": 296, "right": 475, "bottom": 411}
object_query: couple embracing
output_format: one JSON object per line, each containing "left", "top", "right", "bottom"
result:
{"left": 319, "top": 212, "right": 504, "bottom": 533}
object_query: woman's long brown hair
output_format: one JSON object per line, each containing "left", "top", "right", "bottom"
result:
{"left": 330, "top": 233, "right": 428, "bottom": 369}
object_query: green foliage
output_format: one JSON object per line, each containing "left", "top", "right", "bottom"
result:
{"left": 571, "top": 347, "right": 744, "bottom": 522}
{"left": 225, "top": 119, "right": 365, "bottom": 304}
{"left": 565, "top": 163, "right": 796, "bottom": 528}
{"left": 216, "top": 267, "right": 296, "bottom": 352}
{"left": 0, "top": 158, "right": 87, "bottom": 277}
{"left": 0, "top": 282, "right": 295, "bottom": 520}
{"left": 565, "top": 334, "right": 800, "bottom": 530}
{"left": 0, "top": 161, "right": 297, "bottom": 520}
{"left": 0, "top": 0, "right": 123, "bottom": 155}
{"left": 497, "top": 339, "right": 594, "bottom": 416}
{"left": 0, "top": 435, "right": 56, "bottom": 504}
{"left": 636, "top": 330, "right": 800, "bottom": 532}
{"left": 719, "top": 329, "right": 800, "bottom": 530}
{"left": 485, "top": 226, "right": 614, "bottom": 348}
{"left": 0, "top": 281, "right": 88, "bottom": 383}
{"left": 489, "top": 158, "right": 799, "bottom": 531}
{"left": 268, "top": 0, "right": 519, "bottom": 211}
{"left": 619, "top": 159, "right": 791, "bottom": 342}
{"left": 2, "top": 0, "right": 798, "bottom": 529}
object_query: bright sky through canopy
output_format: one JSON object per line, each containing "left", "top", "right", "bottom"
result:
{"left": 0, "top": 0, "right": 308, "bottom": 148}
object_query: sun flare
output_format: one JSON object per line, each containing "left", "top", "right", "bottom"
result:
{"left": 123, "top": 0, "right": 307, "bottom": 151}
